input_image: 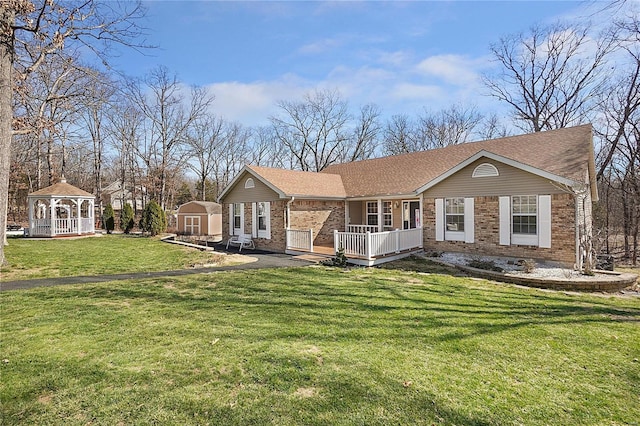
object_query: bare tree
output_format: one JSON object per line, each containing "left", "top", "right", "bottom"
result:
{"left": 270, "top": 89, "right": 351, "bottom": 171}
{"left": 483, "top": 22, "right": 615, "bottom": 132}
{"left": 126, "top": 66, "right": 214, "bottom": 209}
{"left": 382, "top": 114, "right": 415, "bottom": 155}
{"left": 415, "top": 104, "right": 483, "bottom": 149}
{"left": 185, "top": 114, "right": 225, "bottom": 201}
{"left": 1, "top": 0, "right": 148, "bottom": 264}
{"left": 343, "top": 103, "right": 381, "bottom": 162}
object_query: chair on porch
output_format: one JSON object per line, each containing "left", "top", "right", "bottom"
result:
{"left": 226, "top": 233, "right": 255, "bottom": 251}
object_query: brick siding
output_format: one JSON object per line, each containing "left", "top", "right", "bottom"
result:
{"left": 423, "top": 193, "right": 577, "bottom": 265}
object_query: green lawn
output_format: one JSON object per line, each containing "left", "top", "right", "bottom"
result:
{"left": 1, "top": 266, "right": 639, "bottom": 425}
{"left": 1, "top": 235, "right": 229, "bottom": 281}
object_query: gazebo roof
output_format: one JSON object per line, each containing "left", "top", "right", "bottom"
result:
{"left": 28, "top": 177, "right": 94, "bottom": 198}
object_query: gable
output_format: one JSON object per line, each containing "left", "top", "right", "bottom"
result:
{"left": 221, "top": 170, "right": 282, "bottom": 203}
{"left": 423, "top": 158, "right": 570, "bottom": 198}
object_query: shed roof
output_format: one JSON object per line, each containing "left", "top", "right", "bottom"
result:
{"left": 28, "top": 177, "right": 94, "bottom": 198}
{"left": 177, "top": 201, "right": 221, "bottom": 214}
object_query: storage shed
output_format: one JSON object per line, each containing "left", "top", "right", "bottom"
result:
{"left": 176, "top": 201, "right": 222, "bottom": 236}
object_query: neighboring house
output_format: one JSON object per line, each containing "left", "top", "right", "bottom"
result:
{"left": 101, "top": 181, "right": 146, "bottom": 212}
{"left": 218, "top": 125, "right": 597, "bottom": 267}
{"left": 176, "top": 201, "right": 222, "bottom": 237}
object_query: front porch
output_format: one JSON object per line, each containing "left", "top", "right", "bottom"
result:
{"left": 285, "top": 227, "right": 423, "bottom": 266}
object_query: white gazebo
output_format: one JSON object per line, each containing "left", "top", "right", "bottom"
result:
{"left": 27, "top": 176, "right": 95, "bottom": 237}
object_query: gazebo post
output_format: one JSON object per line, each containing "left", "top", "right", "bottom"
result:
{"left": 77, "top": 198, "right": 82, "bottom": 235}
{"left": 50, "top": 198, "right": 56, "bottom": 237}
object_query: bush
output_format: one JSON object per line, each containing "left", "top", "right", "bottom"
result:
{"left": 140, "top": 200, "right": 167, "bottom": 236}
{"left": 103, "top": 204, "right": 115, "bottom": 234}
{"left": 120, "top": 203, "right": 135, "bottom": 234}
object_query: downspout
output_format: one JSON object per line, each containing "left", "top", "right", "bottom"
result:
{"left": 286, "top": 197, "right": 295, "bottom": 229}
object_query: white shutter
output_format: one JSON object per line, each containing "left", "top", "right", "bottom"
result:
{"left": 435, "top": 198, "right": 444, "bottom": 241}
{"left": 240, "top": 203, "right": 245, "bottom": 234}
{"left": 538, "top": 195, "right": 552, "bottom": 248}
{"left": 464, "top": 197, "right": 475, "bottom": 243}
{"left": 252, "top": 202, "right": 257, "bottom": 238}
{"left": 228, "top": 204, "right": 233, "bottom": 236}
{"left": 265, "top": 201, "right": 271, "bottom": 239}
{"left": 499, "top": 196, "right": 511, "bottom": 246}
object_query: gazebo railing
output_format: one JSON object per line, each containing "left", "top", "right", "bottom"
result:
{"left": 31, "top": 219, "right": 51, "bottom": 236}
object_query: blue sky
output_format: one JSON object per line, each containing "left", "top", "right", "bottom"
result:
{"left": 111, "top": 1, "right": 616, "bottom": 127}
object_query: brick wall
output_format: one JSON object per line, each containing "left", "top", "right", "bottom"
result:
{"left": 290, "top": 200, "right": 345, "bottom": 247}
{"left": 423, "top": 193, "right": 577, "bottom": 265}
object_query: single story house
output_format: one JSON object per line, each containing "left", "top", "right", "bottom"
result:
{"left": 176, "top": 201, "right": 222, "bottom": 237}
{"left": 218, "top": 125, "right": 597, "bottom": 267}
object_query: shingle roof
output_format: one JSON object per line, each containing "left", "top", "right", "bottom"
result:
{"left": 28, "top": 177, "right": 95, "bottom": 198}
{"left": 322, "top": 124, "right": 594, "bottom": 197}
{"left": 247, "top": 165, "right": 346, "bottom": 198}
{"left": 178, "top": 201, "right": 222, "bottom": 214}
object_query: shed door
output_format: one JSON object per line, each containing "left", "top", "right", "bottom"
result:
{"left": 185, "top": 216, "right": 200, "bottom": 235}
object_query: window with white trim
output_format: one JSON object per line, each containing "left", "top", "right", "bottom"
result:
{"left": 257, "top": 202, "right": 268, "bottom": 232}
{"left": 366, "top": 201, "right": 378, "bottom": 227}
{"left": 512, "top": 195, "right": 538, "bottom": 245}
{"left": 382, "top": 201, "right": 392, "bottom": 231}
{"left": 445, "top": 198, "right": 465, "bottom": 232}
{"left": 499, "top": 195, "right": 550, "bottom": 247}
{"left": 512, "top": 195, "right": 537, "bottom": 234}
{"left": 244, "top": 178, "right": 255, "bottom": 189}
{"left": 233, "top": 203, "right": 242, "bottom": 232}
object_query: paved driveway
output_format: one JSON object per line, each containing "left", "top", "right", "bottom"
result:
{"left": 0, "top": 252, "right": 314, "bottom": 292}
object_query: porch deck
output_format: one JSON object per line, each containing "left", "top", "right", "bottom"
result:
{"left": 286, "top": 227, "right": 423, "bottom": 266}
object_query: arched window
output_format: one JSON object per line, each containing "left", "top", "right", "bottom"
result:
{"left": 472, "top": 163, "right": 499, "bottom": 178}
{"left": 244, "top": 178, "right": 255, "bottom": 189}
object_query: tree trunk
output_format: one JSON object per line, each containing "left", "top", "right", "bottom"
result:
{"left": 0, "top": 7, "right": 15, "bottom": 265}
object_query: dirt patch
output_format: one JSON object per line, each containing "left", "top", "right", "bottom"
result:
{"left": 293, "top": 387, "right": 318, "bottom": 398}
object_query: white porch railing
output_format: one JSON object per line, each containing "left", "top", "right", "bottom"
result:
{"left": 286, "top": 228, "right": 314, "bottom": 252}
{"left": 347, "top": 224, "right": 379, "bottom": 233}
{"left": 334, "top": 228, "right": 423, "bottom": 260}
{"left": 31, "top": 218, "right": 94, "bottom": 236}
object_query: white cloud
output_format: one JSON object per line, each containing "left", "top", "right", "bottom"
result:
{"left": 415, "top": 54, "right": 488, "bottom": 86}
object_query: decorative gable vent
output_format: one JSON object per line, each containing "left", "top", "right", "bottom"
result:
{"left": 244, "top": 178, "right": 255, "bottom": 189}
{"left": 472, "top": 163, "right": 499, "bottom": 178}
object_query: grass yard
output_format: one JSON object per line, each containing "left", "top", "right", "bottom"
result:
{"left": 0, "top": 235, "right": 232, "bottom": 281}
{"left": 1, "top": 266, "right": 639, "bottom": 425}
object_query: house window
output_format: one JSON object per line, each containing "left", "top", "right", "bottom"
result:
{"left": 244, "top": 178, "right": 255, "bottom": 189}
{"left": 445, "top": 198, "right": 465, "bottom": 232}
{"left": 254, "top": 201, "right": 271, "bottom": 239}
{"left": 233, "top": 203, "right": 242, "bottom": 231}
{"left": 366, "top": 201, "right": 378, "bottom": 228}
{"left": 511, "top": 195, "right": 538, "bottom": 245}
{"left": 436, "top": 198, "right": 474, "bottom": 243}
{"left": 472, "top": 163, "right": 499, "bottom": 178}
{"left": 382, "top": 201, "right": 392, "bottom": 231}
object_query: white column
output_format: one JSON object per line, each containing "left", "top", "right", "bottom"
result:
{"left": 50, "top": 198, "right": 56, "bottom": 237}
{"left": 377, "top": 199, "right": 382, "bottom": 232}
{"left": 28, "top": 198, "right": 34, "bottom": 235}
{"left": 77, "top": 198, "right": 82, "bottom": 235}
